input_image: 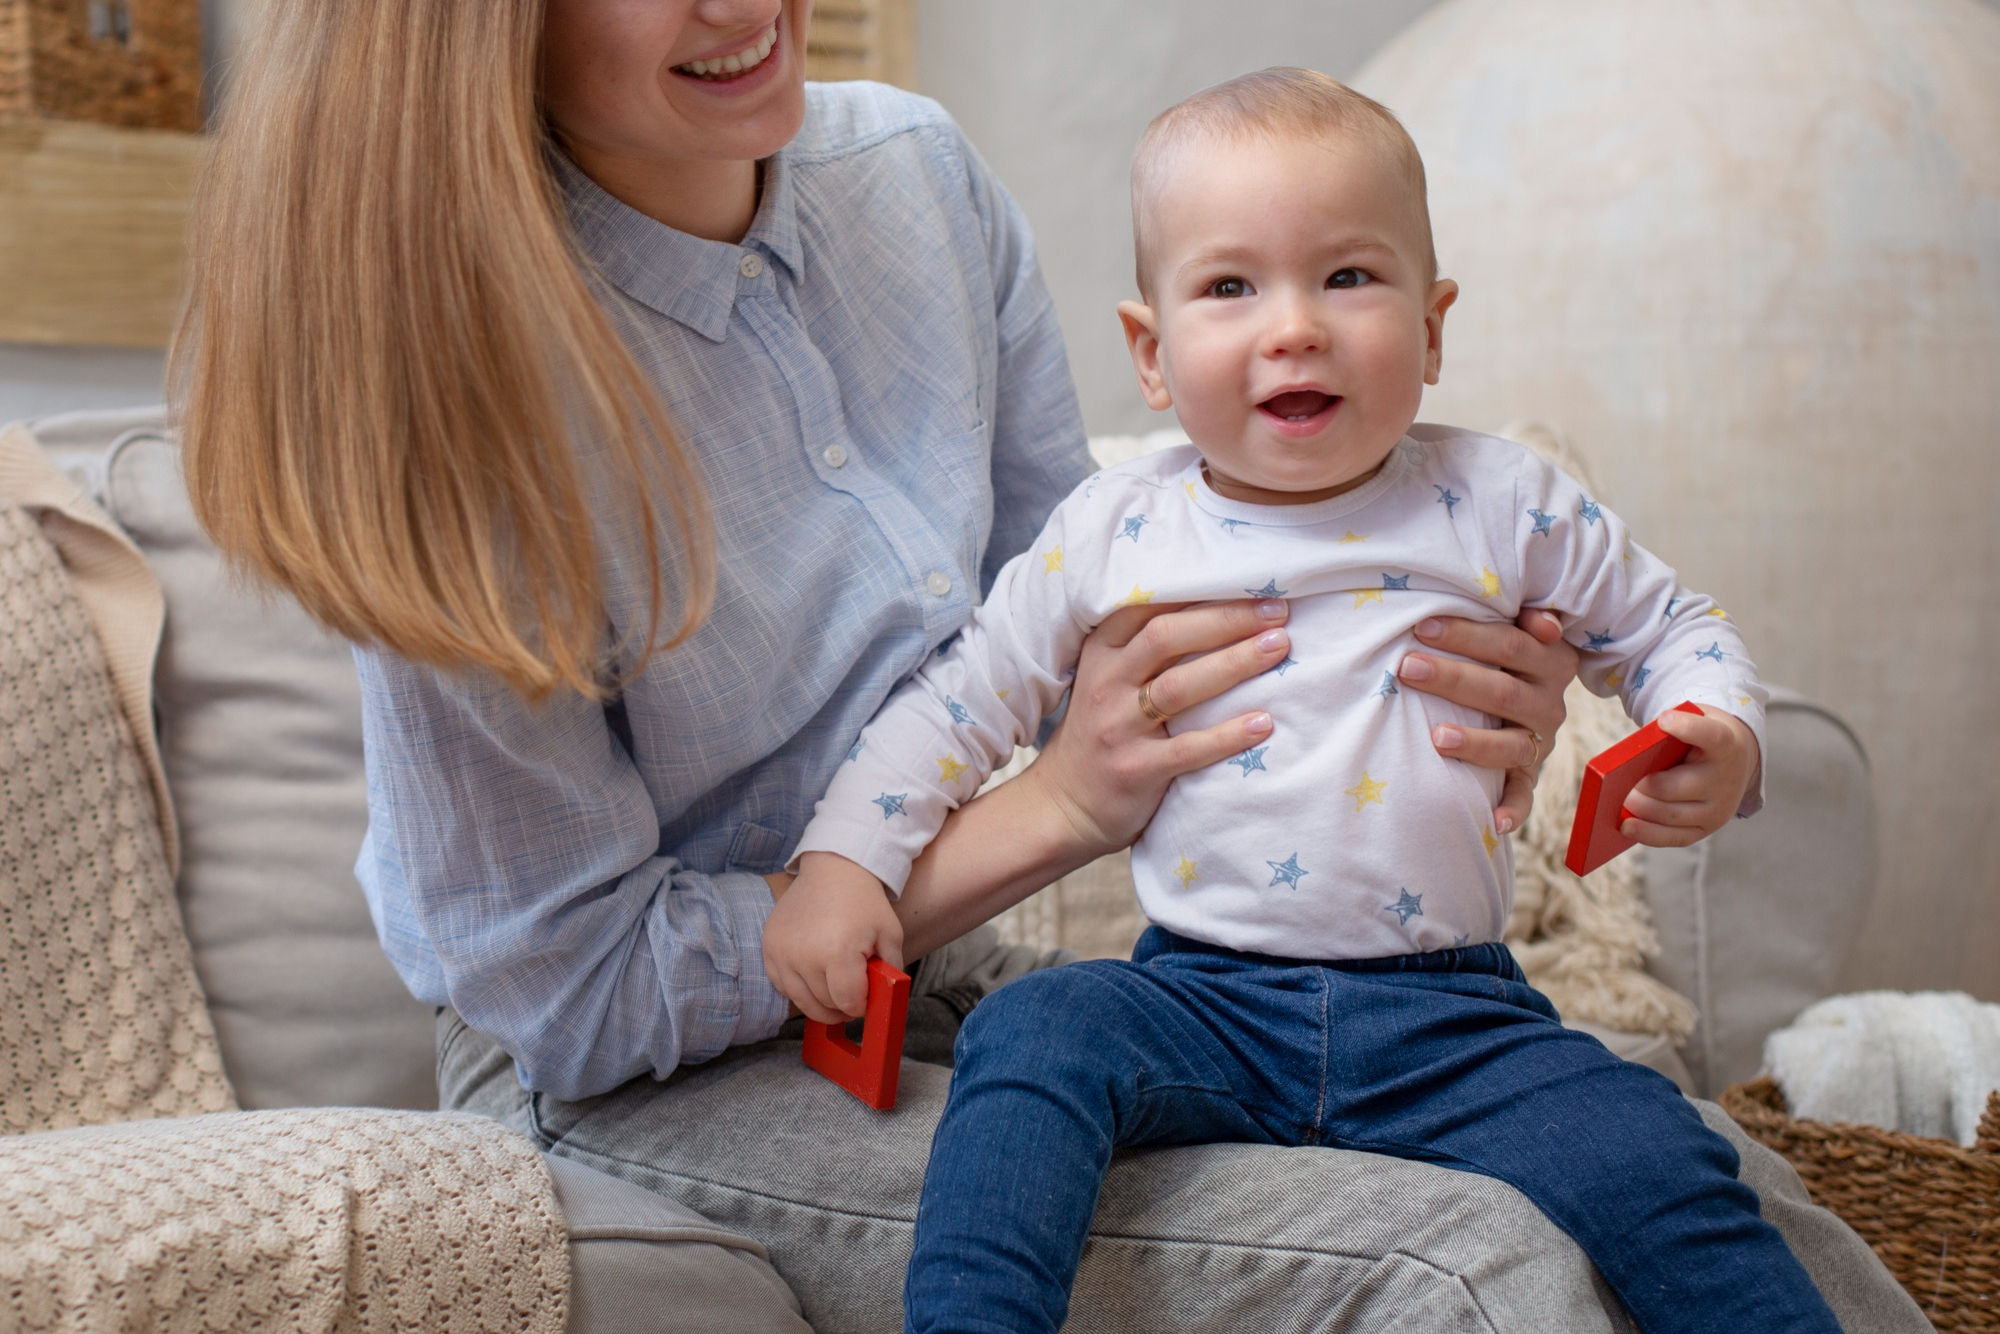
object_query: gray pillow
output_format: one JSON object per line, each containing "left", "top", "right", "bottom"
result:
{"left": 85, "top": 424, "right": 434, "bottom": 1110}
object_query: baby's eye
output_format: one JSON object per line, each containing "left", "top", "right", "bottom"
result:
{"left": 1206, "top": 276, "right": 1250, "bottom": 299}
{"left": 1327, "top": 268, "right": 1372, "bottom": 289}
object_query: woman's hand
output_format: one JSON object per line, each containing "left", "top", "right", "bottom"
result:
{"left": 1395, "top": 608, "right": 1580, "bottom": 834}
{"left": 1028, "top": 597, "right": 1292, "bottom": 856}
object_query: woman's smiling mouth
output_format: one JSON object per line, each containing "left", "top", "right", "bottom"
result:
{"left": 673, "top": 23, "right": 779, "bottom": 81}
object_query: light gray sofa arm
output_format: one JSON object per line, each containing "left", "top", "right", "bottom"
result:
{"left": 1643, "top": 689, "right": 1877, "bottom": 1098}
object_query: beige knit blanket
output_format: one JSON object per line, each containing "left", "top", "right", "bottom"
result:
{"left": 2, "top": 428, "right": 570, "bottom": 1332}
{"left": 0, "top": 1109, "right": 569, "bottom": 1334}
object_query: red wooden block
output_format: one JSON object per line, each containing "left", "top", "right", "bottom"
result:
{"left": 1565, "top": 701, "right": 1706, "bottom": 877}
{"left": 801, "top": 957, "right": 911, "bottom": 1110}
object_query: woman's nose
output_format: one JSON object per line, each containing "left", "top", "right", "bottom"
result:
{"left": 693, "top": 0, "right": 783, "bottom": 32}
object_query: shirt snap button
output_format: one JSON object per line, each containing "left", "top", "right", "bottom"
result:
{"left": 738, "top": 253, "right": 763, "bottom": 279}
{"left": 822, "top": 444, "right": 848, "bottom": 468}
{"left": 925, "top": 571, "right": 952, "bottom": 598}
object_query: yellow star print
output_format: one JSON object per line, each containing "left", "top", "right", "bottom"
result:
{"left": 1042, "top": 545, "right": 1064, "bottom": 574}
{"left": 1345, "top": 772, "right": 1388, "bottom": 811}
{"left": 1115, "top": 584, "right": 1155, "bottom": 607}
{"left": 1183, "top": 480, "right": 1198, "bottom": 500}
{"left": 995, "top": 689, "right": 1011, "bottom": 700}
{"left": 1351, "top": 587, "right": 1385, "bottom": 609}
{"left": 1475, "top": 567, "right": 1501, "bottom": 599}
{"left": 1482, "top": 824, "right": 1500, "bottom": 857}
{"left": 1172, "top": 856, "right": 1199, "bottom": 889}
{"left": 935, "top": 753, "right": 970, "bottom": 785}
{"left": 1708, "top": 608, "right": 1729, "bottom": 620}
{"left": 1337, "top": 530, "right": 1368, "bottom": 544}
{"left": 1606, "top": 668, "right": 1625, "bottom": 690}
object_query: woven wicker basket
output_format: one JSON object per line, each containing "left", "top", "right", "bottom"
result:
{"left": 1722, "top": 1076, "right": 2000, "bottom": 1331}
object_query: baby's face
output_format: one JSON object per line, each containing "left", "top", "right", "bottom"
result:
{"left": 1120, "top": 133, "right": 1456, "bottom": 505}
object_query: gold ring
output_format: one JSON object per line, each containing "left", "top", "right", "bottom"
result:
{"left": 1137, "top": 681, "right": 1169, "bottom": 724}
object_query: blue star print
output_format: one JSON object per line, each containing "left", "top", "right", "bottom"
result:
{"left": 1664, "top": 597, "right": 1681, "bottom": 619}
{"left": 1383, "top": 574, "right": 1411, "bottom": 591}
{"left": 1527, "top": 508, "right": 1556, "bottom": 536}
{"left": 934, "top": 635, "right": 958, "bottom": 658}
{"left": 1634, "top": 666, "right": 1653, "bottom": 689}
{"left": 1696, "top": 642, "right": 1726, "bottom": 663}
{"left": 1580, "top": 499, "right": 1603, "bottom": 526}
{"left": 1386, "top": 888, "right": 1425, "bottom": 924}
{"left": 1585, "top": 630, "right": 1615, "bottom": 651}
{"left": 872, "top": 792, "right": 909, "bottom": 819}
{"left": 1219, "top": 518, "right": 1248, "bottom": 536}
{"left": 1228, "top": 747, "right": 1269, "bottom": 776}
{"left": 1375, "top": 670, "right": 1399, "bottom": 699}
{"left": 1434, "top": 485, "right": 1461, "bottom": 516}
{"left": 1245, "top": 578, "right": 1288, "bottom": 598}
{"left": 1453, "top": 933, "right": 1472, "bottom": 948}
{"left": 1266, "top": 853, "right": 1309, "bottom": 890}
{"left": 945, "top": 696, "right": 972, "bottom": 725}
{"left": 846, "top": 738, "right": 864, "bottom": 762}
{"left": 1118, "top": 514, "right": 1149, "bottom": 543}
{"left": 1270, "top": 653, "right": 1300, "bottom": 676}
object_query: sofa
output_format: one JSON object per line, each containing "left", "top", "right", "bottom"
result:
{"left": 2, "top": 405, "right": 1896, "bottom": 1329}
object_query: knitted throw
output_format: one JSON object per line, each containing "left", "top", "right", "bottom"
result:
{"left": 0, "top": 1109, "right": 570, "bottom": 1334}
{"left": 0, "top": 504, "right": 234, "bottom": 1134}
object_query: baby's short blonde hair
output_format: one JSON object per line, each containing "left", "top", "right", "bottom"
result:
{"left": 1131, "top": 67, "right": 1437, "bottom": 298}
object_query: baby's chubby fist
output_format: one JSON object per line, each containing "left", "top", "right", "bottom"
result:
{"left": 763, "top": 852, "right": 904, "bottom": 1024}
{"left": 1617, "top": 705, "right": 1762, "bottom": 849}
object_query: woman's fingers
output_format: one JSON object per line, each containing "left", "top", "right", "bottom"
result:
{"left": 1399, "top": 612, "right": 1577, "bottom": 736}
{"left": 1430, "top": 721, "right": 1540, "bottom": 772}
{"left": 1155, "top": 711, "right": 1277, "bottom": 779}
{"left": 1093, "top": 597, "right": 1288, "bottom": 661}
{"left": 1142, "top": 624, "right": 1291, "bottom": 720}
{"left": 1492, "top": 765, "right": 1538, "bottom": 836}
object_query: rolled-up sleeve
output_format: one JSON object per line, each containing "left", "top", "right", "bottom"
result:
{"left": 354, "top": 648, "right": 793, "bottom": 1101}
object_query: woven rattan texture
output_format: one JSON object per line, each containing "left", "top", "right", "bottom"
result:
{"left": 1724, "top": 1076, "right": 1999, "bottom": 1332}
{"left": 0, "top": 504, "right": 233, "bottom": 1135}
{"left": 0, "top": 1108, "right": 571, "bottom": 1333}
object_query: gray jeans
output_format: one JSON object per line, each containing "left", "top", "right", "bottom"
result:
{"left": 440, "top": 927, "right": 1925, "bottom": 1334}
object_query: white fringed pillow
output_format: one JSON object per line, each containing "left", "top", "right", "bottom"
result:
{"left": 0, "top": 504, "right": 234, "bottom": 1134}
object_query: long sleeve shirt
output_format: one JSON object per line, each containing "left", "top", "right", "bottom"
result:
{"left": 794, "top": 429, "right": 1766, "bottom": 960}
{"left": 352, "top": 83, "right": 1090, "bottom": 1100}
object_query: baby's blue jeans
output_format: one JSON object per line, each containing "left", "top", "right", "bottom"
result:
{"left": 904, "top": 926, "right": 1840, "bottom": 1334}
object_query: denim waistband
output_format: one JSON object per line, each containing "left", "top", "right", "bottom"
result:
{"left": 1135, "top": 925, "right": 1522, "bottom": 979}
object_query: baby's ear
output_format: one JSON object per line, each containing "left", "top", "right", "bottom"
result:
{"left": 1118, "top": 301, "right": 1174, "bottom": 411}
{"left": 1423, "top": 279, "right": 1459, "bottom": 386}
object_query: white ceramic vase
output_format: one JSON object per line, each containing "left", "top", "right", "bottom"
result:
{"left": 1354, "top": 0, "right": 2000, "bottom": 995}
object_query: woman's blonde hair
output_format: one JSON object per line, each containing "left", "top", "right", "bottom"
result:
{"left": 173, "top": 0, "right": 713, "bottom": 701}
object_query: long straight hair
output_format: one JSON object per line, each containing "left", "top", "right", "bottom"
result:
{"left": 173, "top": 0, "right": 714, "bottom": 700}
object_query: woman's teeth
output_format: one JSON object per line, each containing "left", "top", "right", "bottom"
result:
{"left": 676, "top": 25, "right": 778, "bottom": 79}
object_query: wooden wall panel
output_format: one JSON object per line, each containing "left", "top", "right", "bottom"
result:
{"left": 807, "top": 0, "right": 916, "bottom": 89}
{"left": 0, "top": 117, "right": 205, "bottom": 347}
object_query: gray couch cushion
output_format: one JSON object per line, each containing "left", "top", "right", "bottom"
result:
{"left": 1643, "top": 688, "right": 1877, "bottom": 1097}
{"left": 33, "top": 410, "right": 434, "bottom": 1111}
{"left": 545, "top": 1154, "right": 811, "bottom": 1334}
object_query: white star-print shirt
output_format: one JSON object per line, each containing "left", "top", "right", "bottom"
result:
{"left": 792, "top": 426, "right": 1767, "bottom": 959}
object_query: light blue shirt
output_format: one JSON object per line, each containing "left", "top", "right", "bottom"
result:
{"left": 354, "top": 83, "right": 1089, "bottom": 1100}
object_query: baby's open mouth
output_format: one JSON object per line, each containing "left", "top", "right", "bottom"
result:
{"left": 673, "top": 23, "right": 779, "bottom": 81}
{"left": 1259, "top": 390, "right": 1340, "bottom": 423}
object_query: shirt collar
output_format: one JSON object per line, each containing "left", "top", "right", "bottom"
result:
{"left": 554, "top": 147, "right": 804, "bottom": 344}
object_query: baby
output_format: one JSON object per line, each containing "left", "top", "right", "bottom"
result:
{"left": 767, "top": 69, "right": 1839, "bottom": 1334}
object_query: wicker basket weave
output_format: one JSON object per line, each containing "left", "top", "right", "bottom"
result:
{"left": 1722, "top": 1076, "right": 2000, "bottom": 1331}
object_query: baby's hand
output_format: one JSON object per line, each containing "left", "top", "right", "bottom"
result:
{"left": 763, "top": 852, "right": 904, "bottom": 1024}
{"left": 1618, "top": 705, "right": 1761, "bottom": 848}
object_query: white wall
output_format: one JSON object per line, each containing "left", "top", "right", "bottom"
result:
{"left": 914, "top": 0, "right": 1446, "bottom": 436}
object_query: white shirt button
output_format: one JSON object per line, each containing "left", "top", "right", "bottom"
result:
{"left": 926, "top": 571, "right": 952, "bottom": 598}
{"left": 738, "top": 252, "right": 763, "bottom": 279}
{"left": 822, "top": 444, "right": 848, "bottom": 468}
